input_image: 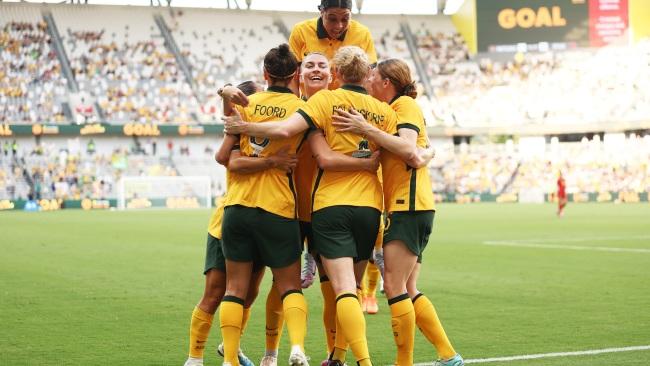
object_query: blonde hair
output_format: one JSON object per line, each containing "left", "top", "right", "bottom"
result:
{"left": 377, "top": 58, "right": 417, "bottom": 99}
{"left": 331, "top": 46, "right": 370, "bottom": 84}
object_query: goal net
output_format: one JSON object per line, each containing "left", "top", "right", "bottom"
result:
{"left": 117, "top": 176, "right": 212, "bottom": 210}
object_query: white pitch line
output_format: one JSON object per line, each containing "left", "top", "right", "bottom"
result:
{"left": 413, "top": 345, "right": 650, "bottom": 365}
{"left": 483, "top": 241, "right": 650, "bottom": 253}
{"left": 486, "top": 235, "right": 650, "bottom": 244}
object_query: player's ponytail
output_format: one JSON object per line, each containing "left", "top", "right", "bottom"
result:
{"left": 264, "top": 43, "right": 299, "bottom": 84}
{"left": 332, "top": 46, "right": 370, "bottom": 84}
{"left": 377, "top": 58, "right": 418, "bottom": 99}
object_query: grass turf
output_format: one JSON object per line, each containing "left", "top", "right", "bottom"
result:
{"left": 1, "top": 203, "right": 649, "bottom": 365}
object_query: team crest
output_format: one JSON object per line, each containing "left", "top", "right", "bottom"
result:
{"left": 249, "top": 136, "right": 270, "bottom": 157}
{"left": 351, "top": 139, "right": 371, "bottom": 158}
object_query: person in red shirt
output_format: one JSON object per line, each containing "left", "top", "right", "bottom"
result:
{"left": 557, "top": 171, "right": 567, "bottom": 217}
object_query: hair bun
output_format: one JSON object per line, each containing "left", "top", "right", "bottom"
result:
{"left": 403, "top": 82, "right": 417, "bottom": 99}
{"left": 278, "top": 43, "right": 290, "bottom": 57}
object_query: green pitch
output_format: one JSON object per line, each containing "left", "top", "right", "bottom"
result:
{"left": 1, "top": 203, "right": 649, "bottom": 365}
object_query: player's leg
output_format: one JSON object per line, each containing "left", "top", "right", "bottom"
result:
{"left": 186, "top": 270, "right": 226, "bottom": 365}
{"left": 363, "top": 222, "right": 383, "bottom": 314}
{"left": 218, "top": 267, "right": 264, "bottom": 366}
{"left": 408, "top": 265, "right": 463, "bottom": 366}
{"left": 315, "top": 206, "right": 380, "bottom": 366}
{"left": 261, "top": 280, "right": 283, "bottom": 366}
{"left": 220, "top": 260, "right": 253, "bottom": 365}
{"left": 258, "top": 209, "right": 308, "bottom": 366}
{"left": 317, "top": 260, "right": 337, "bottom": 360}
{"left": 383, "top": 238, "right": 418, "bottom": 366}
{"left": 185, "top": 234, "right": 227, "bottom": 366}
{"left": 300, "top": 221, "right": 317, "bottom": 288}
{"left": 558, "top": 197, "right": 567, "bottom": 217}
{"left": 270, "top": 261, "right": 309, "bottom": 366}
{"left": 220, "top": 206, "right": 256, "bottom": 365}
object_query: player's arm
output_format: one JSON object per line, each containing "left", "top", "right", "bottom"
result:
{"left": 308, "top": 130, "right": 380, "bottom": 172}
{"left": 288, "top": 28, "right": 304, "bottom": 64}
{"left": 332, "top": 109, "right": 427, "bottom": 168}
{"left": 227, "top": 146, "right": 297, "bottom": 174}
{"left": 219, "top": 85, "right": 250, "bottom": 117}
{"left": 223, "top": 109, "right": 310, "bottom": 140}
{"left": 215, "top": 133, "right": 239, "bottom": 166}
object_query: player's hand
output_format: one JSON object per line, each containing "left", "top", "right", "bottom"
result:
{"left": 418, "top": 146, "right": 435, "bottom": 165}
{"left": 221, "top": 86, "right": 250, "bottom": 107}
{"left": 365, "top": 150, "right": 381, "bottom": 172}
{"left": 268, "top": 146, "right": 298, "bottom": 173}
{"left": 332, "top": 108, "right": 370, "bottom": 135}
{"left": 222, "top": 109, "right": 246, "bottom": 135}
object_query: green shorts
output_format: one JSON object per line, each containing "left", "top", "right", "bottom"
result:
{"left": 204, "top": 233, "right": 226, "bottom": 274}
{"left": 222, "top": 205, "right": 302, "bottom": 268}
{"left": 299, "top": 221, "right": 314, "bottom": 252}
{"left": 312, "top": 205, "right": 381, "bottom": 262}
{"left": 384, "top": 210, "right": 434, "bottom": 263}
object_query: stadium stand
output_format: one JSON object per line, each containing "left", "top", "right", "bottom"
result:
{"left": 1, "top": 2, "right": 648, "bottom": 203}
{"left": 51, "top": 4, "right": 199, "bottom": 124}
{"left": 0, "top": 4, "right": 69, "bottom": 125}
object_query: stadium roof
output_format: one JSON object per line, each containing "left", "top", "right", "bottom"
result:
{"left": 3, "top": 0, "right": 465, "bottom": 15}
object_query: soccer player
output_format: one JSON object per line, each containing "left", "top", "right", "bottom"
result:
{"left": 219, "top": 43, "right": 311, "bottom": 366}
{"left": 224, "top": 46, "right": 429, "bottom": 366}
{"left": 289, "top": 0, "right": 378, "bottom": 296}
{"left": 557, "top": 171, "right": 567, "bottom": 217}
{"left": 295, "top": 52, "right": 378, "bottom": 365}
{"left": 332, "top": 58, "right": 465, "bottom": 366}
{"left": 289, "top": 0, "right": 377, "bottom": 90}
{"left": 183, "top": 81, "right": 272, "bottom": 366}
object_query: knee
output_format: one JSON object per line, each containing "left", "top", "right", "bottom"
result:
{"left": 198, "top": 288, "right": 223, "bottom": 313}
{"left": 204, "top": 277, "right": 226, "bottom": 303}
{"left": 244, "top": 286, "right": 260, "bottom": 308}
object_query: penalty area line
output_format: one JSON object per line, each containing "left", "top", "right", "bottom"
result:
{"left": 412, "top": 345, "right": 650, "bottom": 365}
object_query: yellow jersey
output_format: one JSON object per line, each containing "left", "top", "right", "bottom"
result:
{"left": 225, "top": 86, "right": 306, "bottom": 218}
{"left": 289, "top": 17, "right": 377, "bottom": 89}
{"left": 297, "top": 84, "right": 397, "bottom": 212}
{"left": 207, "top": 196, "right": 226, "bottom": 239}
{"left": 295, "top": 133, "right": 317, "bottom": 222}
{"left": 382, "top": 96, "right": 435, "bottom": 212}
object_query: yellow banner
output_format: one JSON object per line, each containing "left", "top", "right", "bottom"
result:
{"left": 630, "top": 0, "right": 650, "bottom": 42}
{"left": 452, "top": 0, "right": 477, "bottom": 54}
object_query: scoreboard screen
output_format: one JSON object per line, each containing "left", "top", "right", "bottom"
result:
{"left": 476, "top": 0, "right": 628, "bottom": 53}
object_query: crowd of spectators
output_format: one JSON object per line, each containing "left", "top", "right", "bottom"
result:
{"left": 430, "top": 134, "right": 650, "bottom": 197}
{"left": 0, "top": 21, "right": 68, "bottom": 124}
{"left": 67, "top": 32, "right": 198, "bottom": 124}
{"left": 0, "top": 141, "right": 178, "bottom": 201}
{"left": 426, "top": 38, "right": 650, "bottom": 128}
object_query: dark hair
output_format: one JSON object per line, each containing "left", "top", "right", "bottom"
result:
{"left": 318, "top": 0, "right": 352, "bottom": 11}
{"left": 377, "top": 58, "right": 417, "bottom": 99}
{"left": 236, "top": 80, "right": 260, "bottom": 96}
{"left": 263, "top": 43, "right": 299, "bottom": 84}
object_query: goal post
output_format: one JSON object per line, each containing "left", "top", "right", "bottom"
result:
{"left": 117, "top": 176, "right": 212, "bottom": 210}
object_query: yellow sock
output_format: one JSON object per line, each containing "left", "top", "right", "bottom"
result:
{"left": 389, "top": 294, "right": 415, "bottom": 366}
{"left": 365, "top": 262, "right": 380, "bottom": 298}
{"left": 220, "top": 297, "right": 244, "bottom": 364}
{"left": 336, "top": 293, "right": 370, "bottom": 364}
{"left": 188, "top": 306, "right": 214, "bottom": 358}
{"left": 331, "top": 314, "right": 348, "bottom": 362}
{"left": 241, "top": 306, "right": 252, "bottom": 335}
{"left": 265, "top": 283, "right": 284, "bottom": 352}
{"left": 413, "top": 294, "right": 456, "bottom": 359}
{"left": 282, "top": 290, "right": 308, "bottom": 351}
{"left": 320, "top": 277, "right": 337, "bottom": 354}
{"left": 356, "top": 286, "right": 364, "bottom": 303}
